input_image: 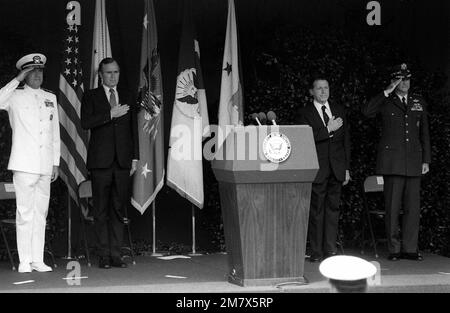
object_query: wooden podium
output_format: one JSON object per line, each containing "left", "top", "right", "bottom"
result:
{"left": 211, "top": 125, "right": 319, "bottom": 286}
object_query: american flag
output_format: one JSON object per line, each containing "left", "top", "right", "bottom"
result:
{"left": 57, "top": 21, "right": 89, "bottom": 203}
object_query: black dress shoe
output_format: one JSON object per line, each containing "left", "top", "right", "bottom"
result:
{"left": 110, "top": 257, "right": 128, "bottom": 268}
{"left": 401, "top": 252, "right": 423, "bottom": 261}
{"left": 309, "top": 254, "right": 322, "bottom": 263}
{"left": 324, "top": 251, "right": 338, "bottom": 259}
{"left": 98, "top": 257, "right": 111, "bottom": 269}
{"left": 387, "top": 253, "right": 401, "bottom": 261}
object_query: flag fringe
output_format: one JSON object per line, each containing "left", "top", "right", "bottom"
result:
{"left": 166, "top": 178, "right": 203, "bottom": 209}
{"left": 131, "top": 170, "right": 165, "bottom": 215}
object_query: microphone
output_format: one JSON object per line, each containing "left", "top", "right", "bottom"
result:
{"left": 267, "top": 111, "right": 277, "bottom": 125}
{"left": 258, "top": 112, "right": 267, "bottom": 125}
{"left": 251, "top": 112, "right": 262, "bottom": 126}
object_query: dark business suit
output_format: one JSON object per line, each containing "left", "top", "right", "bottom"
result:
{"left": 295, "top": 101, "right": 350, "bottom": 257}
{"left": 81, "top": 86, "right": 138, "bottom": 259}
{"left": 362, "top": 92, "right": 430, "bottom": 254}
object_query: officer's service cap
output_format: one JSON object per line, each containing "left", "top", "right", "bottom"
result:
{"left": 391, "top": 63, "right": 412, "bottom": 80}
{"left": 319, "top": 255, "right": 377, "bottom": 281}
{"left": 16, "top": 53, "right": 47, "bottom": 71}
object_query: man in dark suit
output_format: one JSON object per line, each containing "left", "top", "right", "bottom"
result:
{"left": 81, "top": 58, "right": 138, "bottom": 269}
{"left": 296, "top": 77, "right": 351, "bottom": 262}
{"left": 362, "top": 63, "right": 430, "bottom": 261}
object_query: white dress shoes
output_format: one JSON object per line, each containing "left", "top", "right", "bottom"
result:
{"left": 31, "top": 262, "right": 53, "bottom": 272}
{"left": 18, "top": 262, "right": 32, "bottom": 273}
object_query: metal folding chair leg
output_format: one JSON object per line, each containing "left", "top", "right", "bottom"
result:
{"left": 121, "top": 205, "right": 135, "bottom": 265}
{"left": 80, "top": 217, "right": 91, "bottom": 267}
{"left": 0, "top": 223, "right": 15, "bottom": 271}
{"left": 362, "top": 193, "right": 379, "bottom": 258}
{"left": 337, "top": 236, "right": 345, "bottom": 255}
{"left": 44, "top": 245, "right": 58, "bottom": 268}
{"left": 126, "top": 224, "right": 136, "bottom": 265}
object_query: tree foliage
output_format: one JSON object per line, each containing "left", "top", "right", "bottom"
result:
{"left": 202, "top": 25, "right": 450, "bottom": 255}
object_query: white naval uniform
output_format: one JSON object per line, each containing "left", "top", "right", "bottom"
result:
{"left": 0, "top": 78, "right": 60, "bottom": 263}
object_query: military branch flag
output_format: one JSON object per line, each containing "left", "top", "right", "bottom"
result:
{"left": 218, "top": 0, "right": 244, "bottom": 147}
{"left": 58, "top": 4, "right": 89, "bottom": 204}
{"left": 167, "top": 0, "right": 210, "bottom": 209}
{"left": 131, "top": 0, "right": 165, "bottom": 215}
{"left": 90, "top": 0, "right": 112, "bottom": 88}
{"left": 194, "top": 37, "right": 210, "bottom": 138}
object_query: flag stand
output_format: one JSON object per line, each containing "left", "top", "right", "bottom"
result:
{"left": 188, "top": 204, "right": 203, "bottom": 256}
{"left": 150, "top": 201, "right": 166, "bottom": 257}
{"left": 62, "top": 186, "right": 76, "bottom": 260}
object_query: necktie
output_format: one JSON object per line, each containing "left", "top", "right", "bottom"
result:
{"left": 322, "top": 105, "right": 329, "bottom": 126}
{"left": 401, "top": 96, "right": 407, "bottom": 108}
{"left": 109, "top": 88, "right": 117, "bottom": 107}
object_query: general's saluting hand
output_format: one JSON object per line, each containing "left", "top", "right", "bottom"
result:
{"left": 385, "top": 78, "right": 402, "bottom": 95}
{"left": 111, "top": 104, "right": 129, "bottom": 119}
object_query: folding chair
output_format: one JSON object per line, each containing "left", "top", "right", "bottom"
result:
{"left": 337, "top": 224, "right": 345, "bottom": 255}
{"left": 360, "top": 175, "right": 385, "bottom": 258}
{"left": 77, "top": 180, "right": 94, "bottom": 267}
{"left": 77, "top": 180, "right": 135, "bottom": 265}
{"left": 0, "top": 182, "right": 16, "bottom": 271}
{"left": 0, "top": 182, "right": 57, "bottom": 271}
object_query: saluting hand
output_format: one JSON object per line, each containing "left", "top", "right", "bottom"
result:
{"left": 111, "top": 104, "right": 129, "bottom": 119}
{"left": 16, "top": 67, "right": 34, "bottom": 82}
{"left": 385, "top": 78, "right": 402, "bottom": 95}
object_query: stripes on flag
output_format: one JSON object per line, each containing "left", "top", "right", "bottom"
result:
{"left": 58, "top": 21, "right": 88, "bottom": 204}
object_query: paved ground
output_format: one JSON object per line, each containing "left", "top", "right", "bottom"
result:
{"left": 0, "top": 250, "right": 449, "bottom": 293}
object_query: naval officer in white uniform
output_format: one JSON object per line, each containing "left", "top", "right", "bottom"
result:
{"left": 0, "top": 53, "right": 60, "bottom": 273}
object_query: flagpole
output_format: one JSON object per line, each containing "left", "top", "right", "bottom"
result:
{"left": 189, "top": 204, "right": 203, "bottom": 256}
{"left": 151, "top": 201, "right": 164, "bottom": 257}
{"left": 62, "top": 185, "right": 75, "bottom": 260}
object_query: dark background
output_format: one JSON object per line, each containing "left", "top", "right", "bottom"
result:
{"left": 0, "top": 0, "right": 449, "bottom": 255}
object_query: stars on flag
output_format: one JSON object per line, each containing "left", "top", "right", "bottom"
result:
{"left": 223, "top": 62, "right": 232, "bottom": 76}
{"left": 143, "top": 14, "right": 148, "bottom": 30}
{"left": 142, "top": 163, "right": 152, "bottom": 178}
{"left": 62, "top": 20, "right": 83, "bottom": 89}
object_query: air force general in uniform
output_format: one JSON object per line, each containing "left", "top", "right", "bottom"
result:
{"left": 362, "top": 64, "right": 430, "bottom": 261}
{"left": 0, "top": 53, "right": 60, "bottom": 273}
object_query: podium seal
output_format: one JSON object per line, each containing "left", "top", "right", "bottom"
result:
{"left": 263, "top": 132, "right": 292, "bottom": 163}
